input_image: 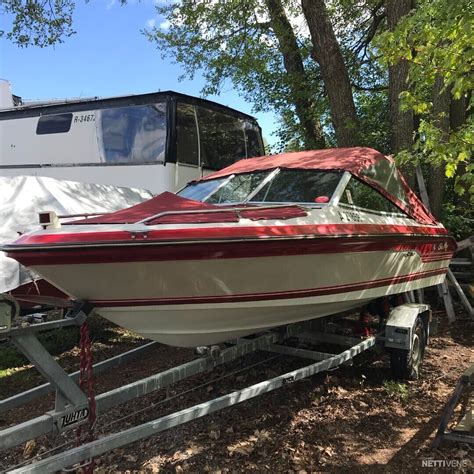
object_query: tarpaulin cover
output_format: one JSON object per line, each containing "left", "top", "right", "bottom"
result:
{"left": 199, "top": 147, "right": 437, "bottom": 225}
{"left": 0, "top": 176, "right": 152, "bottom": 292}
{"left": 71, "top": 192, "right": 307, "bottom": 225}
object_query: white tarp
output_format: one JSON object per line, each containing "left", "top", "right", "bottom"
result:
{"left": 0, "top": 176, "right": 152, "bottom": 293}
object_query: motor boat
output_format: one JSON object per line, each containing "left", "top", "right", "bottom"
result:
{"left": 3, "top": 147, "right": 456, "bottom": 347}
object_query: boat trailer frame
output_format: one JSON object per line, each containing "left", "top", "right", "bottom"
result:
{"left": 0, "top": 298, "right": 429, "bottom": 473}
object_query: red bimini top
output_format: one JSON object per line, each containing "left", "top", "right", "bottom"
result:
{"left": 200, "top": 147, "right": 437, "bottom": 225}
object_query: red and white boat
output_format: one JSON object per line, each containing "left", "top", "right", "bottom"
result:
{"left": 3, "top": 148, "right": 456, "bottom": 347}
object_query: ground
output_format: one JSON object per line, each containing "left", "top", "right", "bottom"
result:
{"left": 0, "top": 307, "right": 472, "bottom": 472}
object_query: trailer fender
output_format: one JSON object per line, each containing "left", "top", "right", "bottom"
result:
{"left": 384, "top": 303, "right": 431, "bottom": 351}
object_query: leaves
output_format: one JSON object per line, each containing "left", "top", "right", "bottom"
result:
{"left": 375, "top": 0, "right": 473, "bottom": 198}
{"left": 0, "top": 0, "right": 77, "bottom": 47}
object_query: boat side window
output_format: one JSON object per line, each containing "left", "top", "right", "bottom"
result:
{"left": 250, "top": 170, "right": 342, "bottom": 203}
{"left": 196, "top": 106, "right": 247, "bottom": 170}
{"left": 176, "top": 103, "right": 199, "bottom": 166}
{"left": 339, "top": 177, "right": 405, "bottom": 214}
{"left": 360, "top": 160, "right": 408, "bottom": 205}
{"left": 205, "top": 171, "right": 271, "bottom": 204}
{"left": 100, "top": 103, "right": 166, "bottom": 163}
{"left": 36, "top": 113, "right": 73, "bottom": 135}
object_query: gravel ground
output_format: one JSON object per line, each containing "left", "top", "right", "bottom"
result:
{"left": 1, "top": 309, "right": 472, "bottom": 472}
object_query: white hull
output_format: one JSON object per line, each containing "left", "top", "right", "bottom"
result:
{"left": 97, "top": 272, "right": 445, "bottom": 346}
{"left": 31, "top": 250, "right": 449, "bottom": 347}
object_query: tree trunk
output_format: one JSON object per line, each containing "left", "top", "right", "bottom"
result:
{"left": 301, "top": 0, "right": 360, "bottom": 147}
{"left": 386, "top": 0, "right": 415, "bottom": 154}
{"left": 428, "top": 75, "right": 450, "bottom": 219}
{"left": 265, "top": 0, "right": 325, "bottom": 149}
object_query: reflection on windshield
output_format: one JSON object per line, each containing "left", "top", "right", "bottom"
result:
{"left": 178, "top": 169, "right": 343, "bottom": 204}
{"left": 178, "top": 177, "right": 229, "bottom": 202}
{"left": 205, "top": 171, "right": 271, "bottom": 204}
{"left": 251, "top": 170, "right": 341, "bottom": 203}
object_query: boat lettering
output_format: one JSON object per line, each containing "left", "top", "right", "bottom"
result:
{"left": 74, "top": 114, "right": 95, "bottom": 123}
{"left": 435, "top": 241, "right": 449, "bottom": 252}
{"left": 60, "top": 407, "right": 89, "bottom": 428}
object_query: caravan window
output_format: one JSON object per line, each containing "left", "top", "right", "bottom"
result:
{"left": 196, "top": 107, "right": 247, "bottom": 170}
{"left": 100, "top": 103, "right": 167, "bottom": 163}
{"left": 36, "top": 113, "right": 73, "bottom": 135}
{"left": 245, "top": 122, "right": 264, "bottom": 158}
{"left": 176, "top": 103, "right": 199, "bottom": 166}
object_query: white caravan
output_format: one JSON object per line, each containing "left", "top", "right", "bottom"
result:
{"left": 0, "top": 80, "right": 265, "bottom": 192}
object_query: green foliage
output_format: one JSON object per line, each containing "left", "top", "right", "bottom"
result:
{"left": 147, "top": 0, "right": 325, "bottom": 148}
{"left": 0, "top": 0, "right": 77, "bottom": 47}
{"left": 376, "top": 0, "right": 474, "bottom": 198}
{"left": 356, "top": 90, "right": 390, "bottom": 154}
{"left": 383, "top": 380, "right": 410, "bottom": 403}
{"left": 441, "top": 202, "right": 474, "bottom": 241}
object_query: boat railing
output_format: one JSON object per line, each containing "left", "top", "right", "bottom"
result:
{"left": 136, "top": 204, "right": 309, "bottom": 225}
{"left": 56, "top": 212, "right": 105, "bottom": 219}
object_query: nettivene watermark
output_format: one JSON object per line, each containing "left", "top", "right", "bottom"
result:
{"left": 422, "top": 459, "right": 470, "bottom": 468}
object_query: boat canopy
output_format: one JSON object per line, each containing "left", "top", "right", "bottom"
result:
{"left": 199, "top": 147, "right": 437, "bottom": 225}
{"left": 67, "top": 192, "right": 307, "bottom": 225}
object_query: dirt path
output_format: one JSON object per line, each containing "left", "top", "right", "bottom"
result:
{"left": 1, "top": 312, "right": 472, "bottom": 472}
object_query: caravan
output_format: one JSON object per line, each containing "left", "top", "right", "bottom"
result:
{"left": 0, "top": 80, "right": 265, "bottom": 192}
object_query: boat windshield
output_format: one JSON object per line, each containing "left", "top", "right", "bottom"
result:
{"left": 178, "top": 169, "right": 343, "bottom": 204}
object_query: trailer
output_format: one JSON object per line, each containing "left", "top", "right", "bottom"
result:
{"left": 0, "top": 292, "right": 432, "bottom": 472}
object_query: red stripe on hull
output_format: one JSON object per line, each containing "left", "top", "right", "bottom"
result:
{"left": 7, "top": 235, "right": 456, "bottom": 266}
{"left": 91, "top": 268, "right": 447, "bottom": 307}
{"left": 10, "top": 223, "right": 449, "bottom": 248}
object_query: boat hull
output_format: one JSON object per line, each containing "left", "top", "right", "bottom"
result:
{"left": 26, "top": 247, "right": 450, "bottom": 346}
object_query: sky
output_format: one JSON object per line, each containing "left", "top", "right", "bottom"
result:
{"left": 0, "top": 0, "right": 278, "bottom": 144}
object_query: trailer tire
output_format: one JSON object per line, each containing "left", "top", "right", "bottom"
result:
{"left": 390, "top": 318, "right": 426, "bottom": 380}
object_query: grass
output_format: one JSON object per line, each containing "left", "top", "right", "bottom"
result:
{"left": 0, "top": 315, "right": 144, "bottom": 380}
{"left": 383, "top": 380, "right": 410, "bottom": 403}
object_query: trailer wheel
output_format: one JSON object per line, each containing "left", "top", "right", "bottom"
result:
{"left": 390, "top": 318, "right": 426, "bottom": 380}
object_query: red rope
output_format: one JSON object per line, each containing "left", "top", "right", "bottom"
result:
{"left": 75, "top": 322, "right": 96, "bottom": 472}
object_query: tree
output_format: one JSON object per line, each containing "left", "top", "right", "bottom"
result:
{"left": 265, "top": 0, "right": 325, "bottom": 148}
{"left": 301, "top": 0, "right": 361, "bottom": 146}
{"left": 377, "top": 0, "right": 473, "bottom": 205}
{"left": 148, "top": 0, "right": 329, "bottom": 150}
{"left": 1, "top": 0, "right": 77, "bottom": 47}
{"left": 385, "top": 0, "right": 414, "bottom": 154}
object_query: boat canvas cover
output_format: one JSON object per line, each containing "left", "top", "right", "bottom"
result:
{"left": 0, "top": 176, "right": 152, "bottom": 293}
{"left": 68, "top": 192, "right": 308, "bottom": 225}
{"left": 199, "top": 147, "right": 437, "bottom": 225}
